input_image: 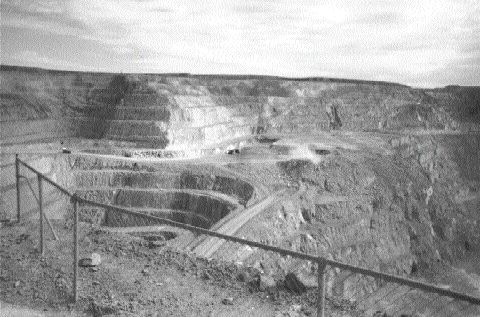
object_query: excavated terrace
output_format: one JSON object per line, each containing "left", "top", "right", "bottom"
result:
{"left": 1, "top": 65, "right": 480, "bottom": 316}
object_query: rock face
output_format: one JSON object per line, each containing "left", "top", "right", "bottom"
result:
{"left": 2, "top": 65, "right": 479, "bottom": 150}
{"left": 212, "top": 132, "right": 480, "bottom": 300}
{"left": 67, "top": 156, "right": 256, "bottom": 229}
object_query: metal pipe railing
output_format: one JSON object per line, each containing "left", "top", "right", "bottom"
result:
{"left": 14, "top": 155, "right": 480, "bottom": 315}
{"left": 18, "top": 157, "right": 72, "bottom": 197}
{"left": 74, "top": 196, "right": 480, "bottom": 305}
{"left": 72, "top": 197, "right": 79, "bottom": 302}
{"left": 38, "top": 174, "right": 44, "bottom": 256}
{"left": 317, "top": 262, "right": 327, "bottom": 317}
{"left": 15, "top": 154, "right": 21, "bottom": 222}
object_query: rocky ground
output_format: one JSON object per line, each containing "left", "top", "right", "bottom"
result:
{"left": 0, "top": 218, "right": 358, "bottom": 317}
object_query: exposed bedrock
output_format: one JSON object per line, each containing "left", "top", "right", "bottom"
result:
{"left": 75, "top": 189, "right": 236, "bottom": 229}
{"left": 213, "top": 134, "right": 480, "bottom": 298}
{"left": 0, "top": 153, "right": 256, "bottom": 230}
{"left": 72, "top": 170, "right": 254, "bottom": 207}
{"left": 388, "top": 134, "right": 480, "bottom": 263}
{"left": 2, "top": 65, "right": 479, "bottom": 149}
{"left": 67, "top": 155, "right": 255, "bottom": 228}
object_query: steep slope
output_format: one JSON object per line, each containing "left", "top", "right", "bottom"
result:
{"left": 211, "top": 133, "right": 480, "bottom": 299}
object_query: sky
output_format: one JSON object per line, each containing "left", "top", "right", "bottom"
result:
{"left": 1, "top": 0, "right": 479, "bottom": 87}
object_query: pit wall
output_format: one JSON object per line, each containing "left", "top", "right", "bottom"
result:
{"left": 254, "top": 161, "right": 413, "bottom": 298}
{"left": 1, "top": 153, "right": 255, "bottom": 229}
{"left": 2, "top": 65, "right": 477, "bottom": 149}
{"left": 72, "top": 170, "right": 254, "bottom": 206}
{"left": 70, "top": 155, "right": 255, "bottom": 228}
{"left": 69, "top": 155, "right": 256, "bottom": 206}
{"left": 76, "top": 189, "right": 236, "bottom": 229}
{"left": 214, "top": 135, "right": 480, "bottom": 298}
{"left": 389, "top": 134, "right": 480, "bottom": 262}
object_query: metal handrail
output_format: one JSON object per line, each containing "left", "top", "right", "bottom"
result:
{"left": 73, "top": 196, "right": 480, "bottom": 305}
{"left": 14, "top": 155, "right": 480, "bottom": 315}
{"left": 18, "top": 158, "right": 72, "bottom": 196}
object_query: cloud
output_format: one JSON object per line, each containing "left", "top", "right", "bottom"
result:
{"left": 11, "top": 50, "right": 99, "bottom": 71}
{"left": 1, "top": 2, "right": 87, "bottom": 30}
{"left": 353, "top": 12, "right": 403, "bottom": 25}
{"left": 1, "top": 0, "right": 479, "bottom": 86}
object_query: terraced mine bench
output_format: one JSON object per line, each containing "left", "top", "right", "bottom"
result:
{"left": 12, "top": 156, "right": 480, "bottom": 317}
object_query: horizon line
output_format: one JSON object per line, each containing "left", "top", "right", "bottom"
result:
{"left": 3, "top": 63, "right": 479, "bottom": 89}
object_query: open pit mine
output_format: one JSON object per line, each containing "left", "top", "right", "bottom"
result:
{"left": 1, "top": 64, "right": 480, "bottom": 316}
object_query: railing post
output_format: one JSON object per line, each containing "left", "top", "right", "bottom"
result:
{"left": 317, "top": 260, "right": 327, "bottom": 317}
{"left": 38, "top": 174, "right": 44, "bottom": 256}
{"left": 72, "top": 196, "right": 79, "bottom": 302}
{"left": 15, "top": 154, "right": 21, "bottom": 222}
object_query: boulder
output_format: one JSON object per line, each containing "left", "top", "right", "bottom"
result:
{"left": 222, "top": 297, "right": 234, "bottom": 305}
{"left": 79, "top": 253, "right": 102, "bottom": 267}
{"left": 258, "top": 274, "right": 276, "bottom": 291}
